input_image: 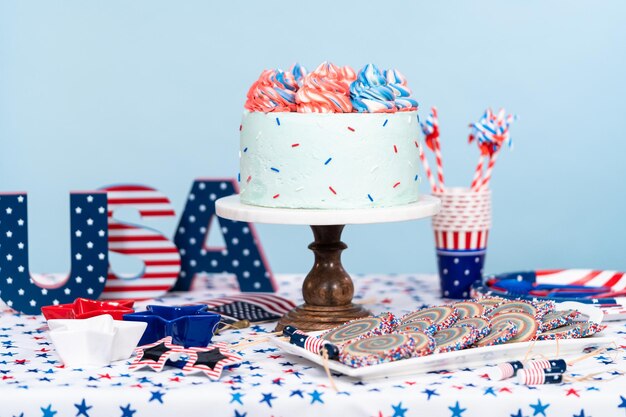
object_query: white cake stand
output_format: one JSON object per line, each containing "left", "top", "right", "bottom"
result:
{"left": 216, "top": 195, "right": 440, "bottom": 331}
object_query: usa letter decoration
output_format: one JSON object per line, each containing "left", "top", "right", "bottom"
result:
{"left": 172, "top": 179, "right": 276, "bottom": 292}
{"left": 100, "top": 185, "right": 181, "bottom": 300}
{"left": 0, "top": 192, "right": 109, "bottom": 314}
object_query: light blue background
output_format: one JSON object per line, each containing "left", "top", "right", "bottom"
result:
{"left": 1, "top": 1, "right": 625, "bottom": 277}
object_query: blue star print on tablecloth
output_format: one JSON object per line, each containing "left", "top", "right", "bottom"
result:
{"left": 392, "top": 402, "right": 408, "bottom": 417}
{"left": 530, "top": 399, "right": 550, "bottom": 417}
{"left": 0, "top": 274, "right": 624, "bottom": 417}
{"left": 119, "top": 404, "right": 136, "bottom": 417}
{"left": 74, "top": 399, "right": 92, "bottom": 417}
{"left": 449, "top": 401, "right": 466, "bottom": 417}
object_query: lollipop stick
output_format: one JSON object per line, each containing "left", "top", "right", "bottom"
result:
{"left": 418, "top": 142, "right": 439, "bottom": 193}
{"left": 470, "top": 155, "right": 484, "bottom": 191}
{"left": 434, "top": 141, "right": 445, "bottom": 190}
{"left": 478, "top": 150, "right": 500, "bottom": 191}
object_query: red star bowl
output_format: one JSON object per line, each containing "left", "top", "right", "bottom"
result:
{"left": 41, "top": 298, "right": 135, "bottom": 320}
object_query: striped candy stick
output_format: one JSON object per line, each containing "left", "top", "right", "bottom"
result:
{"left": 434, "top": 140, "right": 445, "bottom": 189}
{"left": 478, "top": 149, "right": 500, "bottom": 191}
{"left": 470, "top": 154, "right": 484, "bottom": 191}
{"left": 417, "top": 141, "right": 439, "bottom": 193}
{"left": 429, "top": 108, "right": 445, "bottom": 189}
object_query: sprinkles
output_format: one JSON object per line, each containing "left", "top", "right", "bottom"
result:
{"left": 272, "top": 194, "right": 280, "bottom": 199}
{"left": 329, "top": 186, "right": 337, "bottom": 195}
{"left": 276, "top": 117, "right": 280, "bottom": 126}
{"left": 367, "top": 194, "right": 374, "bottom": 202}
{"left": 291, "top": 143, "right": 300, "bottom": 147}
{"left": 324, "top": 157, "right": 332, "bottom": 165}
{"left": 393, "top": 182, "right": 401, "bottom": 188}
{"left": 474, "top": 321, "right": 518, "bottom": 347}
{"left": 270, "top": 167, "right": 280, "bottom": 173}
{"left": 393, "top": 145, "right": 398, "bottom": 153}
{"left": 347, "top": 126, "right": 355, "bottom": 132}
{"left": 243, "top": 147, "right": 248, "bottom": 152}
{"left": 403, "top": 331, "right": 435, "bottom": 357}
{"left": 540, "top": 310, "right": 580, "bottom": 332}
{"left": 383, "top": 119, "right": 388, "bottom": 127}
{"left": 535, "top": 322, "right": 605, "bottom": 341}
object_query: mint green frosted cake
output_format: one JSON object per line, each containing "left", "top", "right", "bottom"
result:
{"left": 239, "top": 62, "right": 421, "bottom": 209}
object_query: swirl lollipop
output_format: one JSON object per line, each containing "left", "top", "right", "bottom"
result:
{"left": 395, "top": 318, "right": 437, "bottom": 335}
{"left": 535, "top": 322, "right": 606, "bottom": 341}
{"left": 486, "top": 300, "right": 540, "bottom": 319}
{"left": 539, "top": 310, "right": 580, "bottom": 332}
{"left": 434, "top": 325, "right": 478, "bottom": 353}
{"left": 453, "top": 301, "right": 486, "bottom": 319}
{"left": 490, "top": 311, "right": 539, "bottom": 343}
{"left": 400, "top": 305, "right": 458, "bottom": 331}
{"left": 321, "top": 313, "right": 396, "bottom": 345}
{"left": 474, "top": 320, "right": 518, "bottom": 347}
{"left": 452, "top": 317, "right": 491, "bottom": 341}
{"left": 339, "top": 333, "right": 415, "bottom": 367}
{"left": 403, "top": 330, "right": 436, "bottom": 357}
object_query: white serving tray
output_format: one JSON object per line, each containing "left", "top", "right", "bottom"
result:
{"left": 271, "top": 335, "right": 615, "bottom": 381}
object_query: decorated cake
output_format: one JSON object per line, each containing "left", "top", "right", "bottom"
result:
{"left": 239, "top": 62, "right": 421, "bottom": 209}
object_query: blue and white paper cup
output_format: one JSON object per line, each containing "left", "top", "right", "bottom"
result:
{"left": 432, "top": 188, "right": 491, "bottom": 299}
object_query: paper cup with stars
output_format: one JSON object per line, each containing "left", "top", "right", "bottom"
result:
{"left": 431, "top": 187, "right": 491, "bottom": 299}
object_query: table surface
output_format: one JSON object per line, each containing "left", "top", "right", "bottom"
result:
{"left": 215, "top": 195, "right": 441, "bottom": 225}
{"left": 1, "top": 274, "right": 625, "bottom": 417}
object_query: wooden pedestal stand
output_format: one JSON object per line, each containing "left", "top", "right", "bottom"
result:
{"left": 215, "top": 195, "right": 440, "bottom": 331}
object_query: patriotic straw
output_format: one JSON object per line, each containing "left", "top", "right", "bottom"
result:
{"left": 468, "top": 108, "right": 517, "bottom": 191}
{"left": 421, "top": 107, "right": 444, "bottom": 191}
{"left": 417, "top": 141, "right": 439, "bottom": 193}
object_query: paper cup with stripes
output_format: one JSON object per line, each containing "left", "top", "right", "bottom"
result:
{"left": 432, "top": 187, "right": 491, "bottom": 299}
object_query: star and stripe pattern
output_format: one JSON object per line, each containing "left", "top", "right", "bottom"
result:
{"left": 198, "top": 293, "right": 296, "bottom": 323}
{"left": 182, "top": 342, "right": 243, "bottom": 380}
{"left": 476, "top": 269, "right": 626, "bottom": 319}
{"left": 100, "top": 185, "right": 181, "bottom": 300}
{"left": 0, "top": 192, "right": 109, "bottom": 314}
{"left": 172, "top": 179, "right": 276, "bottom": 293}
{"left": 0, "top": 274, "right": 624, "bottom": 417}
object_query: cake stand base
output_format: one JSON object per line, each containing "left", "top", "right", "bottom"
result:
{"left": 215, "top": 195, "right": 441, "bottom": 332}
{"left": 276, "top": 303, "right": 369, "bottom": 332}
{"left": 275, "top": 225, "right": 369, "bottom": 332}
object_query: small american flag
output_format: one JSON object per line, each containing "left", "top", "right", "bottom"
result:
{"left": 196, "top": 293, "right": 296, "bottom": 324}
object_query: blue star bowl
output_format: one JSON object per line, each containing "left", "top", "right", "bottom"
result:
{"left": 123, "top": 305, "right": 221, "bottom": 347}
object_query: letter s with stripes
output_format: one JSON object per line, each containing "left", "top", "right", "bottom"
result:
{"left": 99, "top": 185, "right": 181, "bottom": 300}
